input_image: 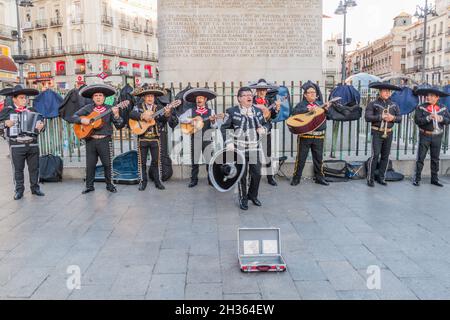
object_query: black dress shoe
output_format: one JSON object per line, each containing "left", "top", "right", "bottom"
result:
{"left": 267, "top": 176, "right": 277, "bottom": 186}
{"left": 377, "top": 180, "right": 388, "bottom": 186}
{"left": 367, "top": 180, "right": 375, "bottom": 187}
{"left": 106, "top": 185, "right": 117, "bottom": 193}
{"left": 155, "top": 181, "right": 166, "bottom": 190}
{"left": 31, "top": 189, "right": 45, "bottom": 196}
{"left": 82, "top": 187, "right": 95, "bottom": 194}
{"left": 291, "top": 176, "right": 301, "bottom": 186}
{"left": 138, "top": 181, "right": 147, "bottom": 191}
{"left": 431, "top": 180, "right": 444, "bottom": 187}
{"left": 249, "top": 197, "right": 262, "bottom": 206}
{"left": 14, "top": 192, "right": 24, "bottom": 200}
{"left": 188, "top": 179, "right": 198, "bottom": 188}
{"left": 412, "top": 179, "right": 420, "bottom": 187}
{"left": 239, "top": 198, "right": 248, "bottom": 210}
{"left": 315, "top": 178, "right": 329, "bottom": 186}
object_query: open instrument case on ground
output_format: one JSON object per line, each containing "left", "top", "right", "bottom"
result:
{"left": 238, "top": 228, "right": 287, "bottom": 273}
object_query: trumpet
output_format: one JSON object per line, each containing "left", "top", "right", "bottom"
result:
{"left": 420, "top": 106, "right": 444, "bottom": 136}
{"left": 381, "top": 107, "right": 391, "bottom": 139}
{"left": 431, "top": 107, "right": 444, "bottom": 136}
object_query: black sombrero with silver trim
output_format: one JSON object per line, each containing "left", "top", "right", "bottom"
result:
{"left": 131, "top": 84, "right": 166, "bottom": 97}
{"left": 414, "top": 85, "right": 450, "bottom": 97}
{"left": 0, "top": 84, "right": 39, "bottom": 97}
{"left": 369, "top": 81, "right": 402, "bottom": 91}
{"left": 183, "top": 88, "right": 217, "bottom": 103}
{"left": 248, "top": 79, "right": 279, "bottom": 90}
{"left": 79, "top": 84, "right": 116, "bottom": 98}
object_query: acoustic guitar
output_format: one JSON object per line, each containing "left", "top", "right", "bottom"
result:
{"left": 286, "top": 97, "right": 341, "bottom": 135}
{"left": 128, "top": 100, "right": 181, "bottom": 136}
{"left": 73, "top": 100, "right": 130, "bottom": 140}
{"left": 180, "top": 113, "right": 226, "bottom": 135}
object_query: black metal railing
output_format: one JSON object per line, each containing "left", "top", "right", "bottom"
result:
{"left": 37, "top": 81, "right": 450, "bottom": 164}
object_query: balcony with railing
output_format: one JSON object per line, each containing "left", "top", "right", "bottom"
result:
{"left": 0, "top": 24, "right": 15, "bottom": 40}
{"left": 50, "top": 17, "right": 63, "bottom": 27}
{"left": 67, "top": 44, "right": 85, "bottom": 54}
{"left": 71, "top": 16, "right": 84, "bottom": 25}
{"left": 34, "top": 19, "right": 48, "bottom": 29}
{"left": 414, "top": 47, "right": 423, "bottom": 55}
{"left": 144, "top": 26, "right": 154, "bottom": 36}
{"left": 119, "top": 19, "right": 130, "bottom": 30}
{"left": 51, "top": 47, "right": 65, "bottom": 56}
{"left": 99, "top": 44, "right": 116, "bottom": 55}
{"left": 101, "top": 15, "right": 114, "bottom": 26}
{"left": 22, "top": 21, "right": 33, "bottom": 31}
{"left": 35, "top": 48, "right": 51, "bottom": 57}
{"left": 131, "top": 24, "right": 142, "bottom": 33}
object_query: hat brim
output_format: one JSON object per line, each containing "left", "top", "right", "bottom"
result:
{"left": 132, "top": 89, "right": 166, "bottom": 97}
{"left": 414, "top": 88, "right": 450, "bottom": 97}
{"left": 184, "top": 89, "right": 217, "bottom": 103}
{"left": 369, "top": 82, "right": 401, "bottom": 91}
{"left": 1, "top": 87, "right": 39, "bottom": 97}
{"left": 79, "top": 85, "right": 116, "bottom": 98}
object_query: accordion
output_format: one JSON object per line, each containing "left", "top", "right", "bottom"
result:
{"left": 8, "top": 111, "right": 42, "bottom": 141}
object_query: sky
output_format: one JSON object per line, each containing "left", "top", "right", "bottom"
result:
{"left": 323, "top": 0, "right": 428, "bottom": 50}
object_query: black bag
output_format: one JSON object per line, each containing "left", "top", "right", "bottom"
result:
{"left": 346, "top": 161, "right": 366, "bottom": 179}
{"left": 323, "top": 160, "right": 349, "bottom": 182}
{"left": 39, "top": 154, "right": 63, "bottom": 182}
{"left": 365, "top": 158, "right": 404, "bottom": 182}
{"left": 327, "top": 104, "right": 362, "bottom": 121}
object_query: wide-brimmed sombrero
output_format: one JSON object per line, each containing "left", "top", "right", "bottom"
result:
{"left": 369, "top": 81, "right": 402, "bottom": 91}
{"left": 0, "top": 85, "right": 39, "bottom": 97}
{"left": 183, "top": 88, "right": 217, "bottom": 103}
{"left": 79, "top": 84, "right": 116, "bottom": 98}
{"left": 248, "top": 79, "right": 279, "bottom": 90}
{"left": 414, "top": 85, "right": 450, "bottom": 97}
{"left": 132, "top": 84, "right": 166, "bottom": 97}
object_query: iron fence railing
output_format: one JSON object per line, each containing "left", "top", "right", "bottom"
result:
{"left": 36, "top": 81, "right": 450, "bottom": 164}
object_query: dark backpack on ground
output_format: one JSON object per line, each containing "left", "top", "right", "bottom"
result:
{"left": 39, "top": 154, "right": 63, "bottom": 182}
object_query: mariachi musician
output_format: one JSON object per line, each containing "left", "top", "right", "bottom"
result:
{"left": 413, "top": 86, "right": 450, "bottom": 187}
{"left": 249, "top": 79, "right": 281, "bottom": 186}
{"left": 365, "top": 82, "right": 402, "bottom": 187}
{"left": 0, "top": 85, "right": 45, "bottom": 200}
{"left": 221, "top": 86, "right": 269, "bottom": 210}
{"left": 129, "top": 84, "right": 178, "bottom": 191}
{"left": 72, "top": 84, "right": 124, "bottom": 194}
{"left": 179, "top": 88, "right": 218, "bottom": 188}
{"left": 291, "top": 81, "right": 330, "bottom": 187}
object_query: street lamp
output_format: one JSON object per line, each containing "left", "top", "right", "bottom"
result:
{"left": 335, "top": 0, "right": 357, "bottom": 83}
{"left": 12, "top": 0, "right": 34, "bottom": 85}
{"left": 414, "top": 0, "right": 438, "bottom": 83}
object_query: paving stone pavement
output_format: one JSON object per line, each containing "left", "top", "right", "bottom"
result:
{"left": 1, "top": 143, "right": 450, "bottom": 300}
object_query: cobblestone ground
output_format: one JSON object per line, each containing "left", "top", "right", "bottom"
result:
{"left": 1, "top": 142, "right": 450, "bottom": 300}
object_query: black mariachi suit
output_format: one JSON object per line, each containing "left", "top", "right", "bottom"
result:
{"left": 414, "top": 102, "right": 450, "bottom": 182}
{"left": 221, "top": 105, "right": 269, "bottom": 201}
{"left": 291, "top": 100, "right": 327, "bottom": 180}
{"left": 72, "top": 104, "right": 124, "bottom": 189}
{"left": 129, "top": 103, "right": 178, "bottom": 186}
{"left": 365, "top": 98, "right": 401, "bottom": 183}
{"left": 179, "top": 106, "right": 217, "bottom": 182}
{"left": 0, "top": 105, "right": 45, "bottom": 194}
{"left": 253, "top": 97, "right": 278, "bottom": 179}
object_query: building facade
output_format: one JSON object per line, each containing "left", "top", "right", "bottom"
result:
{"left": 323, "top": 35, "right": 342, "bottom": 88}
{"left": 0, "top": 0, "right": 19, "bottom": 87}
{"left": 19, "top": 0, "right": 158, "bottom": 90}
{"left": 346, "top": 12, "right": 411, "bottom": 80}
{"left": 404, "top": 0, "right": 449, "bottom": 85}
